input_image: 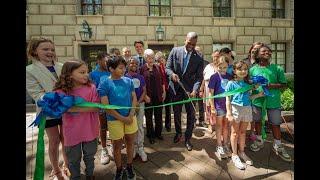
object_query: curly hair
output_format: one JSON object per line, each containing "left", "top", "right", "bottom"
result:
{"left": 53, "top": 59, "right": 91, "bottom": 94}
{"left": 253, "top": 44, "right": 272, "bottom": 64}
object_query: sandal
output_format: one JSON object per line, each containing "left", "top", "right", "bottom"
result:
{"left": 61, "top": 163, "right": 71, "bottom": 177}
{"left": 49, "top": 170, "right": 64, "bottom": 180}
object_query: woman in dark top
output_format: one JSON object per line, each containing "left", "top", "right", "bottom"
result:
{"left": 140, "top": 49, "right": 166, "bottom": 144}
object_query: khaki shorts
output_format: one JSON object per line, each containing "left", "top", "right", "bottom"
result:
{"left": 231, "top": 104, "right": 253, "bottom": 123}
{"left": 107, "top": 116, "right": 138, "bottom": 140}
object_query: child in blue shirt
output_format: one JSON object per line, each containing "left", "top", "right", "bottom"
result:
{"left": 225, "top": 60, "right": 263, "bottom": 170}
{"left": 97, "top": 56, "right": 138, "bottom": 180}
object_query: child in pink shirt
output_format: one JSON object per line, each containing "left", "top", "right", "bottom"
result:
{"left": 54, "top": 59, "right": 100, "bottom": 180}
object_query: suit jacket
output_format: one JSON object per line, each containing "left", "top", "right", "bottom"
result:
{"left": 26, "top": 60, "right": 63, "bottom": 116}
{"left": 133, "top": 54, "right": 146, "bottom": 68}
{"left": 165, "top": 46, "right": 204, "bottom": 94}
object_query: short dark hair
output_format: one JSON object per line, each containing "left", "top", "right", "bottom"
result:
{"left": 97, "top": 52, "right": 109, "bottom": 61}
{"left": 219, "top": 47, "right": 231, "bottom": 54}
{"left": 107, "top": 56, "right": 127, "bottom": 70}
{"left": 134, "top": 40, "right": 144, "bottom": 47}
{"left": 109, "top": 48, "right": 120, "bottom": 54}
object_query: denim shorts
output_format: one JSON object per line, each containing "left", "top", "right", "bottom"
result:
{"left": 252, "top": 106, "right": 282, "bottom": 125}
{"left": 216, "top": 109, "right": 226, "bottom": 117}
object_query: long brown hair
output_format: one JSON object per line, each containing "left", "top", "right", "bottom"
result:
{"left": 232, "top": 60, "right": 250, "bottom": 84}
{"left": 53, "top": 59, "right": 91, "bottom": 94}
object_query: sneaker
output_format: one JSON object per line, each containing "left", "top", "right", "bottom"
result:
{"left": 107, "top": 144, "right": 114, "bottom": 158}
{"left": 273, "top": 144, "right": 292, "bottom": 162}
{"left": 232, "top": 155, "right": 246, "bottom": 170}
{"left": 250, "top": 139, "right": 264, "bottom": 152}
{"left": 100, "top": 148, "right": 110, "bottom": 165}
{"left": 223, "top": 145, "right": 232, "bottom": 158}
{"left": 238, "top": 152, "right": 253, "bottom": 166}
{"left": 137, "top": 147, "right": 148, "bottom": 162}
{"left": 216, "top": 146, "right": 227, "bottom": 159}
{"left": 113, "top": 168, "right": 123, "bottom": 180}
{"left": 126, "top": 164, "right": 136, "bottom": 180}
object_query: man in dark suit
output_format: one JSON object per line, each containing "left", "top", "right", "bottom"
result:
{"left": 166, "top": 32, "right": 204, "bottom": 151}
{"left": 133, "top": 40, "right": 146, "bottom": 68}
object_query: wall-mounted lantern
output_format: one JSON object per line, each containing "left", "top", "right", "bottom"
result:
{"left": 155, "top": 22, "right": 165, "bottom": 41}
{"left": 79, "top": 20, "right": 92, "bottom": 42}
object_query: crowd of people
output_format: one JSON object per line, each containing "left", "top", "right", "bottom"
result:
{"left": 26, "top": 32, "right": 291, "bottom": 180}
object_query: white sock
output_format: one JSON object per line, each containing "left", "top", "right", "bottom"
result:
{"left": 274, "top": 139, "right": 281, "bottom": 146}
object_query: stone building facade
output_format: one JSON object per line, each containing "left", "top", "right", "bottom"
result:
{"left": 26, "top": 0, "right": 294, "bottom": 72}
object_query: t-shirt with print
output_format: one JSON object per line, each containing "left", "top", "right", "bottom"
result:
{"left": 225, "top": 80, "right": 251, "bottom": 106}
{"left": 125, "top": 73, "right": 145, "bottom": 100}
{"left": 249, "top": 64, "right": 287, "bottom": 109}
{"left": 203, "top": 64, "right": 216, "bottom": 105}
{"left": 89, "top": 70, "right": 110, "bottom": 88}
{"left": 208, "top": 72, "right": 232, "bottom": 111}
{"left": 97, "top": 76, "right": 134, "bottom": 121}
{"left": 56, "top": 84, "right": 100, "bottom": 147}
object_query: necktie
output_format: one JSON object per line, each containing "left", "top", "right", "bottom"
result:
{"left": 183, "top": 53, "right": 189, "bottom": 72}
{"left": 139, "top": 56, "right": 143, "bottom": 67}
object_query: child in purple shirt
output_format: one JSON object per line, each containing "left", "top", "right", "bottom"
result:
{"left": 125, "top": 57, "right": 148, "bottom": 162}
{"left": 208, "top": 55, "right": 232, "bottom": 159}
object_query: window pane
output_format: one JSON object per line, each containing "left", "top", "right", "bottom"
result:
{"left": 150, "top": 6, "right": 160, "bottom": 16}
{"left": 277, "top": 52, "right": 284, "bottom": 59}
{"left": 161, "top": 7, "right": 171, "bottom": 16}
{"left": 83, "top": 0, "right": 93, "bottom": 4}
{"left": 150, "top": 0, "right": 159, "bottom": 5}
{"left": 276, "top": 0, "right": 284, "bottom": 9}
{"left": 272, "top": 0, "right": 276, "bottom": 9}
{"left": 277, "top": 43, "right": 285, "bottom": 50}
{"left": 161, "top": 0, "right": 170, "bottom": 5}
{"left": 94, "top": 0, "right": 101, "bottom": 4}
{"left": 277, "top": 58, "right": 285, "bottom": 64}
{"left": 221, "top": 0, "right": 231, "bottom": 7}
{"left": 95, "top": 5, "right": 102, "bottom": 14}
{"left": 270, "top": 57, "right": 275, "bottom": 64}
{"left": 87, "top": 5, "right": 94, "bottom": 15}
{"left": 213, "top": 8, "right": 221, "bottom": 17}
{"left": 213, "top": 0, "right": 221, "bottom": 8}
{"left": 82, "top": 5, "right": 88, "bottom": 15}
{"left": 221, "top": 8, "right": 231, "bottom": 17}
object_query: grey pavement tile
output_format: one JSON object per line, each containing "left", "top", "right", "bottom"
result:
{"left": 264, "top": 169, "right": 293, "bottom": 180}
{"left": 175, "top": 166, "right": 207, "bottom": 180}
{"left": 133, "top": 160, "right": 160, "bottom": 179}
{"left": 155, "top": 159, "right": 184, "bottom": 174}
{"left": 224, "top": 160, "right": 245, "bottom": 179}
{"left": 243, "top": 165, "right": 269, "bottom": 179}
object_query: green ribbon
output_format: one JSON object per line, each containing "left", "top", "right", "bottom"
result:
{"left": 261, "top": 98, "right": 267, "bottom": 140}
{"left": 33, "top": 84, "right": 254, "bottom": 180}
{"left": 33, "top": 116, "right": 45, "bottom": 180}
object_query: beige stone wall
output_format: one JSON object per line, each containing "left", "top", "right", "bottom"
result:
{"left": 26, "top": 0, "right": 294, "bottom": 72}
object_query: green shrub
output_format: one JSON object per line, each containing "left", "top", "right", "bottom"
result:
{"left": 286, "top": 77, "right": 294, "bottom": 92}
{"left": 281, "top": 88, "right": 294, "bottom": 111}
